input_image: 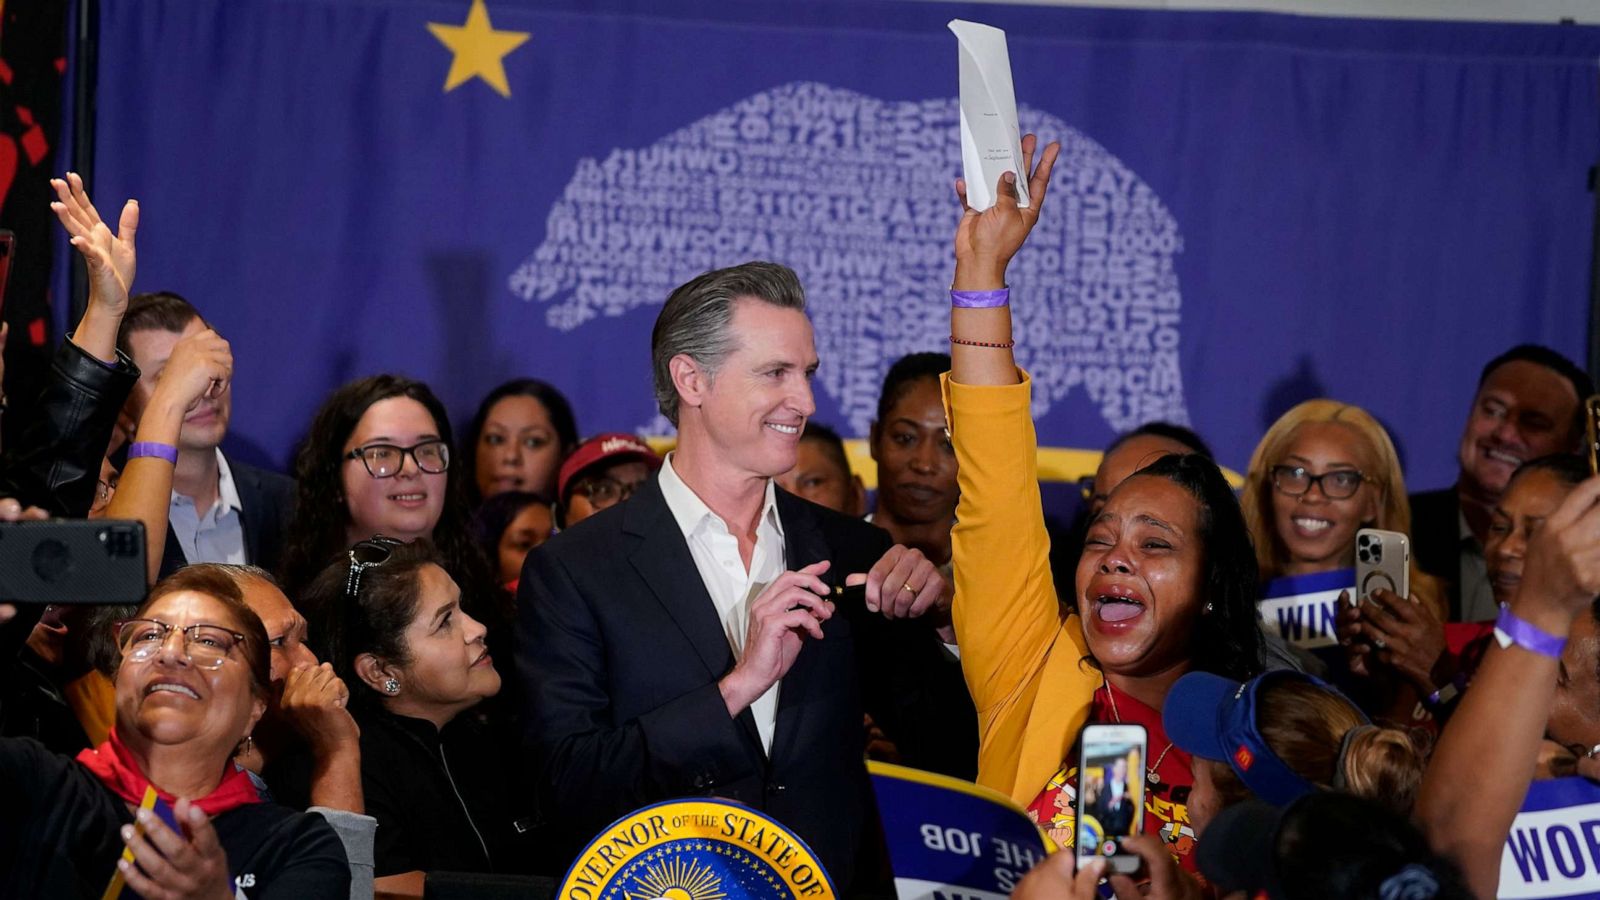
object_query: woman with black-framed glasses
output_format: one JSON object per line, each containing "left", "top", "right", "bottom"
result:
{"left": 1241, "top": 401, "right": 1448, "bottom": 720}
{"left": 277, "top": 376, "right": 494, "bottom": 616}
{"left": 1242, "top": 400, "right": 1442, "bottom": 608}
{"left": 0, "top": 566, "right": 350, "bottom": 898}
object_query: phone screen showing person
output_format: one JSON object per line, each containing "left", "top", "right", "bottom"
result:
{"left": 1074, "top": 723, "right": 1148, "bottom": 874}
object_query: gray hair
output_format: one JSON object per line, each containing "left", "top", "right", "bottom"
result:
{"left": 650, "top": 261, "right": 807, "bottom": 425}
{"left": 203, "top": 563, "right": 280, "bottom": 589}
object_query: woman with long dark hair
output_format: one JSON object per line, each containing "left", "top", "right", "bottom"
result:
{"left": 943, "top": 136, "right": 1263, "bottom": 877}
{"left": 278, "top": 375, "right": 491, "bottom": 612}
{"left": 299, "top": 539, "right": 550, "bottom": 891}
{"left": 460, "top": 378, "right": 579, "bottom": 503}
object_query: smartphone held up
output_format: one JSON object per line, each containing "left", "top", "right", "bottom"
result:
{"left": 0, "top": 519, "right": 147, "bottom": 606}
{"left": 1354, "top": 528, "right": 1410, "bottom": 608}
{"left": 1075, "top": 723, "right": 1148, "bottom": 875}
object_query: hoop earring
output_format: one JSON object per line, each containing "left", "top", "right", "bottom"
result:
{"left": 384, "top": 678, "right": 400, "bottom": 695}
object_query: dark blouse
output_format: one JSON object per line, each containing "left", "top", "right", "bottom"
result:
{"left": 349, "top": 705, "right": 551, "bottom": 878}
{"left": 0, "top": 736, "right": 349, "bottom": 898}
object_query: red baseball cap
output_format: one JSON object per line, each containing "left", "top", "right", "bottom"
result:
{"left": 557, "top": 433, "right": 663, "bottom": 503}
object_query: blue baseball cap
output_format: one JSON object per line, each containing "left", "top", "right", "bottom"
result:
{"left": 1163, "top": 669, "right": 1367, "bottom": 808}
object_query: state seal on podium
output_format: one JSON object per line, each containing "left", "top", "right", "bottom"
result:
{"left": 558, "top": 799, "right": 836, "bottom": 900}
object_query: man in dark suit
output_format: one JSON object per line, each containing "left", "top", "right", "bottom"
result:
{"left": 1090, "top": 758, "right": 1137, "bottom": 837}
{"left": 517, "top": 262, "right": 972, "bottom": 888}
{"left": 1410, "top": 345, "right": 1590, "bottom": 621}
{"left": 117, "top": 292, "right": 294, "bottom": 577}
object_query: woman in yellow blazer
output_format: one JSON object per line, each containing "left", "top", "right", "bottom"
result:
{"left": 943, "top": 136, "right": 1265, "bottom": 874}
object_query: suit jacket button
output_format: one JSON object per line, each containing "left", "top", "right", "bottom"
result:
{"left": 768, "top": 783, "right": 786, "bottom": 794}
{"left": 694, "top": 773, "right": 715, "bottom": 789}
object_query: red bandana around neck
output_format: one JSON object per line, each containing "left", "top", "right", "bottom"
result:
{"left": 75, "top": 727, "right": 262, "bottom": 817}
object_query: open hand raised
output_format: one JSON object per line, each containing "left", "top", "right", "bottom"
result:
{"left": 50, "top": 172, "right": 138, "bottom": 316}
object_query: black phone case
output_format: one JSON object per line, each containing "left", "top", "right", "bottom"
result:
{"left": 0, "top": 519, "right": 147, "bottom": 605}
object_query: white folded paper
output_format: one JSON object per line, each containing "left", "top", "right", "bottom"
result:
{"left": 949, "top": 19, "right": 1029, "bottom": 211}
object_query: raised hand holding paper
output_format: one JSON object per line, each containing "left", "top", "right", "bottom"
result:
{"left": 949, "top": 19, "right": 1030, "bottom": 211}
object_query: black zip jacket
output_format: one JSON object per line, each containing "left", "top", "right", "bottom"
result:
{"left": 309, "top": 704, "right": 552, "bottom": 878}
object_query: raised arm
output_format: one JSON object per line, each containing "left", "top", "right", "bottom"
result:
{"left": 0, "top": 179, "right": 139, "bottom": 513}
{"left": 50, "top": 172, "right": 137, "bottom": 364}
{"left": 1416, "top": 476, "right": 1600, "bottom": 897}
{"left": 104, "top": 327, "right": 233, "bottom": 582}
{"left": 944, "top": 137, "right": 1088, "bottom": 794}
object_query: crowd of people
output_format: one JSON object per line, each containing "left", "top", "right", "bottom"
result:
{"left": 0, "top": 140, "right": 1595, "bottom": 900}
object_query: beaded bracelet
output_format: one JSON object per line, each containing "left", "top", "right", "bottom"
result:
{"left": 949, "top": 335, "right": 1015, "bottom": 349}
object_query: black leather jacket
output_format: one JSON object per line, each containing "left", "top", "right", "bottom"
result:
{"left": 0, "top": 339, "right": 138, "bottom": 518}
{"left": 0, "top": 338, "right": 139, "bottom": 749}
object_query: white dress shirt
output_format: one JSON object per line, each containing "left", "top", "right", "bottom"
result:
{"left": 168, "top": 449, "right": 247, "bottom": 565}
{"left": 658, "top": 454, "right": 786, "bottom": 754}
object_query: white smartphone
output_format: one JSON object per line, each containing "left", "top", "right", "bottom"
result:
{"left": 1355, "top": 528, "right": 1410, "bottom": 607}
{"left": 1075, "top": 723, "right": 1148, "bottom": 875}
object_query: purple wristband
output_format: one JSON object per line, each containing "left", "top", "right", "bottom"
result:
{"left": 1494, "top": 603, "right": 1566, "bottom": 659}
{"left": 128, "top": 441, "right": 179, "bottom": 465}
{"left": 950, "top": 288, "right": 1010, "bottom": 309}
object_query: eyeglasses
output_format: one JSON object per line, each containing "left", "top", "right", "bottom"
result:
{"left": 571, "top": 476, "right": 638, "bottom": 509}
{"left": 116, "top": 618, "right": 246, "bottom": 670}
{"left": 1269, "top": 465, "right": 1367, "bottom": 500}
{"left": 346, "top": 440, "right": 451, "bottom": 478}
{"left": 346, "top": 535, "right": 403, "bottom": 600}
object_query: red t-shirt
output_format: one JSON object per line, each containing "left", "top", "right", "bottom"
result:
{"left": 1024, "top": 685, "right": 1200, "bottom": 874}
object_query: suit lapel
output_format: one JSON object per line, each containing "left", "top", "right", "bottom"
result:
{"left": 228, "top": 456, "right": 263, "bottom": 565}
{"left": 159, "top": 528, "right": 189, "bottom": 579}
{"left": 769, "top": 490, "right": 838, "bottom": 767}
{"left": 624, "top": 478, "right": 765, "bottom": 751}
{"left": 624, "top": 478, "right": 733, "bottom": 677}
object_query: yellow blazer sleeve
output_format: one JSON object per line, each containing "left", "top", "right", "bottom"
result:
{"left": 944, "top": 372, "right": 1062, "bottom": 714}
{"left": 943, "top": 373, "right": 1073, "bottom": 789}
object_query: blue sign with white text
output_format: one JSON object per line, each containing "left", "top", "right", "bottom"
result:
{"left": 869, "top": 761, "right": 1050, "bottom": 899}
{"left": 1260, "top": 568, "right": 1355, "bottom": 650}
{"left": 1500, "top": 778, "right": 1600, "bottom": 900}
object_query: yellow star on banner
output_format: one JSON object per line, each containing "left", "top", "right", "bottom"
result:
{"left": 426, "top": 0, "right": 530, "bottom": 98}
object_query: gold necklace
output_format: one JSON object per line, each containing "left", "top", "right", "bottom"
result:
{"left": 1104, "top": 680, "right": 1176, "bottom": 787}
